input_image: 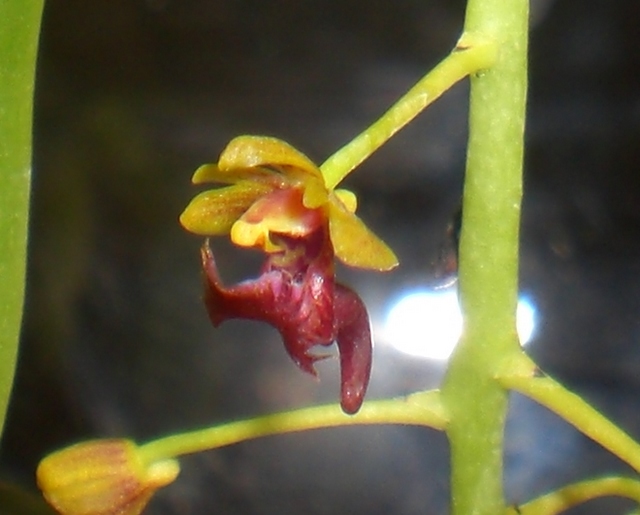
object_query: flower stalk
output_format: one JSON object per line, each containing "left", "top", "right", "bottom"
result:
{"left": 138, "top": 390, "right": 448, "bottom": 464}
{"left": 505, "top": 477, "right": 640, "bottom": 515}
{"left": 499, "top": 357, "right": 640, "bottom": 474}
{"left": 37, "top": 393, "right": 447, "bottom": 514}
{"left": 320, "top": 34, "right": 497, "bottom": 190}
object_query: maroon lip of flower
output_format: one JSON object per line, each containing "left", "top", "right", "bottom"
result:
{"left": 200, "top": 230, "right": 372, "bottom": 415}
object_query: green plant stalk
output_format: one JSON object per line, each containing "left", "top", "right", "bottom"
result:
{"left": 0, "top": 0, "right": 45, "bottom": 438}
{"left": 500, "top": 366, "right": 640, "bottom": 473}
{"left": 320, "top": 37, "right": 496, "bottom": 190}
{"left": 441, "top": 0, "right": 528, "bottom": 514}
{"left": 138, "top": 390, "right": 448, "bottom": 464}
{"left": 505, "top": 476, "right": 640, "bottom": 515}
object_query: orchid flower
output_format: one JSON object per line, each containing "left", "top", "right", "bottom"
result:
{"left": 180, "top": 136, "right": 397, "bottom": 414}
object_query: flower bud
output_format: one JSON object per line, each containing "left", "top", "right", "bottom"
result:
{"left": 37, "top": 439, "right": 179, "bottom": 515}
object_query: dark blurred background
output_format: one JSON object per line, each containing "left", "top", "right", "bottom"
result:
{"left": 2, "top": 0, "right": 640, "bottom": 513}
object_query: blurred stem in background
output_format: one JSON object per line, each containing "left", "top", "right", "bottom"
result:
{"left": 0, "top": 0, "right": 45, "bottom": 438}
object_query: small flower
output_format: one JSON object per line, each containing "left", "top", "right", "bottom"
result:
{"left": 37, "top": 439, "right": 179, "bottom": 515}
{"left": 181, "top": 136, "right": 398, "bottom": 413}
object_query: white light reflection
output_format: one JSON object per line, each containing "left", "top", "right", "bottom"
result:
{"left": 382, "top": 289, "right": 537, "bottom": 360}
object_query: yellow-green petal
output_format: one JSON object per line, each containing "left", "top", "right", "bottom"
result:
{"left": 219, "top": 136, "right": 321, "bottom": 176}
{"left": 179, "top": 181, "right": 274, "bottom": 236}
{"left": 328, "top": 200, "right": 399, "bottom": 271}
{"left": 214, "top": 135, "right": 331, "bottom": 209}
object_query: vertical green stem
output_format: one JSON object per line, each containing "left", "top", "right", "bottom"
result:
{"left": 0, "top": 0, "right": 45, "bottom": 438}
{"left": 441, "top": 1, "right": 528, "bottom": 514}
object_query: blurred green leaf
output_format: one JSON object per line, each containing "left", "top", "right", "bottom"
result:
{"left": 0, "top": 0, "right": 45, "bottom": 437}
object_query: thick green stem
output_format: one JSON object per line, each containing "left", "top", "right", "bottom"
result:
{"left": 0, "top": 0, "right": 45, "bottom": 438}
{"left": 441, "top": 1, "right": 528, "bottom": 514}
{"left": 139, "top": 391, "right": 447, "bottom": 464}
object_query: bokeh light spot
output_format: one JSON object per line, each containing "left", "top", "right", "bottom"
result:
{"left": 382, "top": 289, "right": 537, "bottom": 360}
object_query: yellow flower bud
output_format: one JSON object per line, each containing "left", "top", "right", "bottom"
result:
{"left": 37, "top": 439, "right": 179, "bottom": 515}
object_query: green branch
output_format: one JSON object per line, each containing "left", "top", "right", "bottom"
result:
{"left": 499, "top": 357, "right": 640, "bottom": 474}
{"left": 0, "top": 0, "right": 45, "bottom": 438}
{"left": 138, "top": 390, "right": 447, "bottom": 464}
{"left": 505, "top": 476, "right": 640, "bottom": 515}
{"left": 319, "top": 34, "right": 496, "bottom": 190}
